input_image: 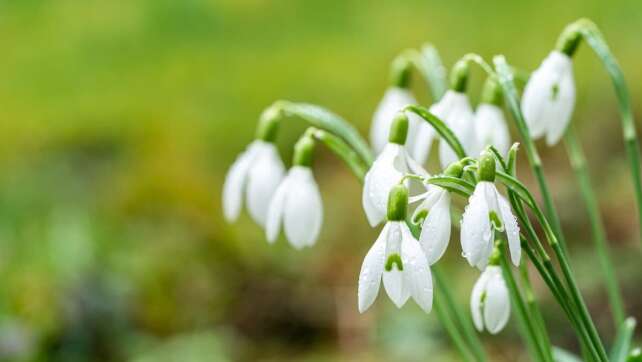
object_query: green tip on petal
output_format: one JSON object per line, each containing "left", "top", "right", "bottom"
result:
{"left": 488, "top": 245, "right": 502, "bottom": 266}
{"left": 385, "top": 253, "right": 404, "bottom": 271}
{"left": 413, "top": 208, "right": 429, "bottom": 225}
{"left": 489, "top": 211, "right": 504, "bottom": 232}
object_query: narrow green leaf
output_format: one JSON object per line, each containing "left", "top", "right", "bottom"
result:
{"left": 404, "top": 105, "right": 467, "bottom": 160}
{"left": 610, "top": 317, "right": 637, "bottom": 362}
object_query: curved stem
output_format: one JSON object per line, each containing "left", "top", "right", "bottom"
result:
{"left": 308, "top": 128, "right": 369, "bottom": 179}
{"left": 564, "top": 126, "right": 626, "bottom": 326}
{"left": 272, "top": 101, "right": 374, "bottom": 165}
{"left": 570, "top": 18, "right": 642, "bottom": 246}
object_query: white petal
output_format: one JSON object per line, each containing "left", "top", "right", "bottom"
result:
{"left": 497, "top": 193, "right": 521, "bottom": 266}
{"left": 411, "top": 122, "right": 435, "bottom": 165}
{"left": 521, "top": 51, "right": 575, "bottom": 145}
{"left": 383, "top": 223, "right": 410, "bottom": 307}
{"left": 362, "top": 144, "right": 405, "bottom": 226}
{"left": 222, "top": 141, "right": 260, "bottom": 222}
{"left": 545, "top": 69, "right": 575, "bottom": 145}
{"left": 358, "top": 223, "right": 388, "bottom": 313}
{"left": 283, "top": 167, "right": 323, "bottom": 248}
{"left": 461, "top": 183, "right": 493, "bottom": 269}
{"left": 370, "top": 88, "right": 419, "bottom": 154}
{"left": 474, "top": 104, "right": 510, "bottom": 157}
{"left": 419, "top": 189, "right": 451, "bottom": 265}
{"left": 265, "top": 174, "right": 291, "bottom": 243}
{"left": 246, "top": 142, "right": 285, "bottom": 227}
{"left": 401, "top": 225, "right": 433, "bottom": 313}
{"left": 470, "top": 269, "right": 492, "bottom": 332}
{"left": 483, "top": 267, "right": 510, "bottom": 334}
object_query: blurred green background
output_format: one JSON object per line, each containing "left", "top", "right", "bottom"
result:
{"left": 0, "top": 0, "right": 641, "bottom": 360}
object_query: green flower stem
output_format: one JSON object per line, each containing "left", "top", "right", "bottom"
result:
{"left": 433, "top": 266, "right": 487, "bottom": 362}
{"left": 519, "top": 261, "right": 554, "bottom": 360}
{"left": 433, "top": 291, "right": 477, "bottom": 362}
{"left": 497, "top": 170, "right": 609, "bottom": 361}
{"left": 404, "top": 105, "right": 467, "bottom": 158}
{"left": 269, "top": 100, "right": 374, "bottom": 166}
{"left": 567, "top": 19, "right": 642, "bottom": 246}
{"left": 498, "top": 241, "right": 553, "bottom": 362}
{"left": 493, "top": 56, "right": 568, "bottom": 252}
{"left": 306, "top": 128, "right": 369, "bottom": 179}
{"left": 564, "top": 126, "right": 626, "bottom": 326}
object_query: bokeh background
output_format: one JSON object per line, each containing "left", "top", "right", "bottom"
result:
{"left": 1, "top": 0, "right": 641, "bottom": 361}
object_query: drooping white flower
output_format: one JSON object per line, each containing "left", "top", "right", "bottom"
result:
{"left": 474, "top": 103, "right": 511, "bottom": 157}
{"left": 370, "top": 87, "right": 423, "bottom": 155}
{"left": 266, "top": 166, "right": 323, "bottom": 249}
{"left": 362, "top": 143, "right": 427, "bottom": 227}
{"left": 470, "top": 265, "right": 510, "bottom": 334}
{"left": 413, "top": 90, "right": 475, "bottom": 168}
{"left": 461, "top": 181, "right": 520, "bottom": 270}
{"left": 358, "top": 221, "right": 433, "bottom": 313}
{"left": 412, "top": 185, "right": 452, "bottom": 265}
{"left": 222, "top": 140, "right": 285, "bottom": 227}
{"left": 521, "top": 50, "right": 576, "bottom": 146}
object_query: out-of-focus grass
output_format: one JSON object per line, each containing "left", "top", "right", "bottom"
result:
{"left": 0, "top": 0, "right": 640, "bottom": 360}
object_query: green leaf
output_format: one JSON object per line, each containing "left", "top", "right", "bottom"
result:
{"left": 404, "top": 105, "right": 467, "bottom": 160}
{"left": 310, "top": 128, "right": 369, "bottom": 181}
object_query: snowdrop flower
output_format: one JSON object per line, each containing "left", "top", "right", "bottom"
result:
{"left": 370, "top": 57, "right": 423, "bottom": 155}
{"left": 363, "top": 113, "right": 428, "bottom": 227}
{"left": 415, "top": 60, "right": 475, "bottom": 168}
{"left": 411, "top": 162, "right": 463, "bottom": 265}
{"left": 266, "top": 136, "right": 323, "bottom": 249}
{"left": 370, "top": 88, "right": 424, "bottom": 156}
{"left": 471, "top": 264, "right": 510, "bottom": 334}
{"left": 521, "top": 50, "right": 575, "bottom": 146}
{"left": 222, "top": 108, "right": 285, "bottom": 226}
{"left": 461, "top": 151, "right": 520, "bottom": 270}
{"left": 474, "top": 77, "right": 510, "bottom": 156}
{"left": 358, "top": 184, "right": 433, "bottom": 313}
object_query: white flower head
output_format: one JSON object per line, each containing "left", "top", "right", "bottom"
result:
{"left": 363, "top": 113, "right": 428, "bottom": 227}
{"left": 424, "top": 90, "right": 476, "bottom": 168}
{"left": 223, "top": 140, "right": 285, "bottom": 227}
{"left": 471, "top": 265, "right": 511, "bottom": 334}
{"left": 521, "top": 50, "right": 576, "bottom": 146}
{"left": 474, "top": 103, "right": 510, "bottom": 157}
{"left": 370, "top": 87, "right": 422, "bottom": 155}
{"left": 266, "top": 166, "right": 323, "bottom": 249}
{"left": 461, "top": 152, "right": 520, "bottom": 270}
{"left": 358, "top": 185, "right": 433, "bottom": 314}
{"left": 412, "top": 185, "right": 452, "bottom": 265}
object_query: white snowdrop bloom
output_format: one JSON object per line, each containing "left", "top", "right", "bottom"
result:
{"left": 521, "top": 50, "right": 576, "bottom": 146}
{"left": 425, "top": 90, "right": 476, "bottom": 168}
{"left": 358, "top": 193, "right": 433, "bottom": 314}
{"left": 474, "top": 103, "right": 510, "bottom": 157}
{"left": 461, "top": 181, "right": 520, "bottom": 270}
{"left": 362, "top": 142, "right": 427, "bottom": 227}
{"left": 222, "top": 140, "right": 285, "bottom": 227}
{"left": 470, "top": 265, "right": 511, "bottom": 334}
{"left": 265, "top": 166, "right": 323, "bottom": 249}
{"left": 412, "top": 185, "right": 451, "bottom": 265}
{"left": 370, "top": 87, "right": 423, "bottom": 155}
{"left": 461, "top": 152, "right": 520, "bottom": 270}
